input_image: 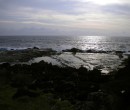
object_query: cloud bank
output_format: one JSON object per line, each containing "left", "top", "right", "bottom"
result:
{"left": 0, "top": 0, "right": 130, "bottom": 36}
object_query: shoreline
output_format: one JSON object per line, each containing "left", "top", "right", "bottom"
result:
{"left": 0, "top": 47, "right": 129, "bottom": 74}
{"left": 0, "top": 47, "right": 130, "bottom": 110}
{"left": 0, "top": 53, "right": 130, "bottom": 110}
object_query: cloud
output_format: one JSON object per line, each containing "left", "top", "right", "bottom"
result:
{"left": 0, "top": 0, "right": 130, "bottom": 36}
{"left": 101, "top": 4, "right": 130, "bottom": 16}
{"left": 61, "top": 0, "right": 130, "bottom": 4}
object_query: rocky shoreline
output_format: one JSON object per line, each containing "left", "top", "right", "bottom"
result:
{"left": 0, "top": 47, "right": 128, "bottom": 75}
{"left": 0, "top": 47, "right": 57, "bottom": 63}
{"left": 0, "top": 53, "right": 130, "bottom": 110}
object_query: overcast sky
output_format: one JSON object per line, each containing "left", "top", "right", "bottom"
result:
{"left": 0, "top": 0, "right": 130, "bottom": 36}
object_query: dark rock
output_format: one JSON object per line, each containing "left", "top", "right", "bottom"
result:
{"left": 13, "top": 88, "right": 39, "bottom": 99}
{"left": 33, "top": 47, "right": 39, "bottom": 49}
{"left": 62, "top": 48, "right": 84, "bottom": 53}
{"left": 0, "top": 63, "right": 10, "bottom": 68}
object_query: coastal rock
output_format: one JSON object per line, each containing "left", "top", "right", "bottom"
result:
{"left": 33, "top": 47, "right": 39, "bottom": 49}
{"left": 62, "top": 48, "right": 84, "bottom": 53}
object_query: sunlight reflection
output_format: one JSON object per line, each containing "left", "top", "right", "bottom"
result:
{"left": 80, "top": 36, "right": 108, "bottom": 51}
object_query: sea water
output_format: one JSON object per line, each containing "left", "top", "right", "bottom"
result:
{"left": 0, "top": 36, "right": 130, "bottom": 52}
{"left": 0, "top": 36, "right": 130, "bottom": 73}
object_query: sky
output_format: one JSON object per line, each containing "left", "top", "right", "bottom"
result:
{"left": 0, "top": 0, "right": 130, "bottom": 36}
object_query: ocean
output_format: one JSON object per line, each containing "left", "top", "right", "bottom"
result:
{"left": 0, "top": 36, "right": 130, "bottom": 52}
{"left": 0, "top": 36, "right": 130, "bottom": 73}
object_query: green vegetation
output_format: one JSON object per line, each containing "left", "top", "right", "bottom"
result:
{"left": 0, "top": 56, "right": 130, "bottom": 110}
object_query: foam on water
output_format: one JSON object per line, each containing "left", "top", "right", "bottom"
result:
{"left": 29, "top": 52, "right": 127, "bottom": 73}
